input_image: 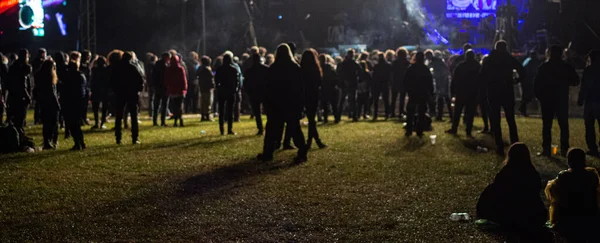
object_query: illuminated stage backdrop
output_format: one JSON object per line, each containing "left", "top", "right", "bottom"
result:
{"left": 446, "top": 0, "right": 497, "bottom": 19}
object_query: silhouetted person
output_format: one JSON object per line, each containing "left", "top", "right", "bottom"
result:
{"left": 372, "top": 53, "right": 392, "bottom": 120}
{"left": 404, "top": 52, "right": 433, "bottom": 137}
{"left": 112, "top": 51, "right": 144, "bottom": 144}
{"left": 426, "top": 50, "right": 452, "bottom": 122}
{"left": 480, "top": 41, "right": 526, "bottom": 155}
{"left": 301, "top": 49, "right": 327, "bottom": 149}
{"left": 357, "top": 61, "right": 372, "bottom": 119}
{"left": 144, "top": 53, "right": 157, "bottom": 117}
{"left": 244, "top": 53, "right": 268, "bottom": 135}
{"left": 319, "top": 54, "right": 339, "bottom": 123}
{"left": 391, "top": 48, "right": 410, "bottom": 118}
{"left": 91, "top": 56, "right": 110, "bottom": 129}
{"left": 258, "top": 44, "right": 307, "bottom": 163}
{"left": 519, "top": 50, "right": 540, "bottom": 116}
{"left": 215, "top": 54, "right": 240, "bottom": 135}
{"left": 80, "top": 50, "right": 92, "bottom": 125}
{"left": 35, "top": 60, "right": 60, "bottom": 150}
{"left": 477, "top": 143, "right": 547, "bottom": 232}
{"left": 55, "top": 52, "right": 69, "bottom": 134}
{"left": 579, "top": 50, "right": 600, "bottom": 157}
{"left": 450, "top": 43, "right": 472, "bottom": 73}
{"left": 6, "top": 49, "right": 32, "bottom": 134}
{"left": 31, "top": 48, "right": 47, "bottom": 125}
{"left": 534, "top": 45, "right": 580, "bottom": 157}
{"left": 197, "top": 56, "right": 215, "bottom": 122}
{"left": 185, "top": 52, "right": 200, "bottom": 114}
{"left": 152, "top": 53, "right": 170, "bottom": 126}
{"left": 337, "top": 49, "right": 361, "bottom": 122}
{"left": 63, "top": 53, "right": 87, "bottom": 150}
{"left": 446, "top": 50, "right": 481, "bottom": 137}
{"left": 165, "top": 55, "right": 188, "bottom": 128}
{"left": 545, "top": 148, "right": 600, "bottom": 241}
{"left": 478, "top": 55, "right": 491, "bottom": 134}
{"left": 0, "top": 53, "right": 7, "bottom": 124}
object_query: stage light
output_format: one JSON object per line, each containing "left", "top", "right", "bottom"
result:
{"left": 277, "top": 15, "right": 282, "bottom": 20}
{"left": 56, "top": 12, "right": 66, "bottom": 36}
{"left": 19, "top": 0, "right": 44, "bottom": 30}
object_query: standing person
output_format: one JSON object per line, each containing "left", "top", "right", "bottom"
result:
{"left": 197, "top": 56, "right": 215, "bottom": 122}
{"left": 336, "top": 49, "right": 361, "bottom": 122}
{"left": 152, "top": 53, "right": 171, "bottom": 126}
{"left": 223, "top": 51, "right": 244, "bottom": 122}
{"left": 185, "top": 52, "right": 200, "bottom": 114}
{"left": 579, "top": 50, "right": 600, "bottom": 157}
{"left": 31, "top": 48, "right": 47, "bottom": 125}
{"left": 520, "top": 51, "right": 540, "bottom": 116}
{"left": 6, "top": 49, "right": 32, "bottom": 134}
{"left": 301, "top": 49, "right": 327, "bottom": 149}
{"left": 63, "top": 52, "right": 87, "bottom": 150}
{"left": 446, "top": 50, "right": 481, "bottom": 137}
{"left": 426, "top": 50, "right": 452, "bottom": 122}
{"left": 35, "top": 60, "right": 60, "bottom": 150}
{"left": 357, "top": 61, "right": 372, "bottom": 120}
{"left": 214, "top": 54, "right": 240, "bottom": 135}
{"left": 371, "top": 53, "right": 392, "bottom": 120}
{"left": 391, "top": 48, "right": 410, "bottom": 118}
{"left": 0, "top": 53, "right": 8, "bottom": 125}
{"left": 144, "top": 53, "right": 157, "bottom": 118}
{"left": 478, "top": 55, "right": 492, "bottom": 134}
{"left": 534, "top": 45, "right": 580, "bottom": 157}
{"left": 244, "top": 53, "right": 268, "bottom": 135}
{"left": 404, "top": 52, "right": 434, "bottom": 137}
{"left": 257, "top": 44, "right": 307, "bottom": 163}
{"left": 111, "top": 51, "right": 145, "bottom": 144}
{"left": 480, "top": 41, "right": 526, "bottom": 155}
{"left": 90, "top": 56, "right": 110, "bottom": 129}
{"left": 80, "top": 50, "right": 92, "bottom": 125}
{"left": 319, "top": 54, "right": 339, "bottom": 124}
{"left": 164, "top": 55, "right": 188, "bottom": 128}
{"left": 54, "top": 52, "right": 70, "bottom": 134}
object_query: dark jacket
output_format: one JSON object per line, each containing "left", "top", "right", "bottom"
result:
{"left": 373, "top": 60, "right": 393, "bottom": 86}
{"left": 301, "top": 65, "right": 322, "bottom": 102}
{"left": 428, "top": 57, "right": 450, "bottom": 95}
{"left": 579, "top": 64, "right": 600, "bottom": 105}
{"left": 404, "top": 63, "right": 434, "bottom": 103}
{"left": 215, "top": 61, "right": 240, "bottom": 95}
{"left": 197, "top": 66, "right": 215, "bottom": 93}
{"left": 111, "top": 61, "right": 145, "bottom": 97}
{"left": 91, "top": 66, "right": 110, "bottom": 95}
{"left": 451, "top": 59, "right": 481, "bottom": 103}
{"left": 63, "top": 65, "right": 87, "bottom": 103}
{"left": 244, "top": 63, "right": 268, "bottom": 100}
{"left": 357, "top": 69, "right": 372, "bottom": 94}
{"left": 152, "top": 59, "right": 168, "bottom": 92}
{"left": 33, "top": 73, "right": 60, "bottom": 111}
{"left": 392, "top": 58, "right": 410, "bottom": 91}
{"left": 534, "top": 59, "right": 580, "bottom": 103}
{"left": 480, "top": 50, "right": 526, "bottom": 102}
{"left": 265, "top": 60, "right": 303, "bottom": 120}
{"left": 7, "top": 61, "right": 32, "bottom": 102}
{"left": 321, "top": 63, "right": 339, "bottom": 94}
{"left": 337, "top": 58, "right": 360, "bottom": 90}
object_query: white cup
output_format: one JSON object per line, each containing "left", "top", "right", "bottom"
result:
{"left": 430, "top": 135, "right": 437, "bottom": 145}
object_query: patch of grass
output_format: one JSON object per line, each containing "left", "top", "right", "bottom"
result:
{"left": 0, "top": 114, "right": 598, "bottom": 242}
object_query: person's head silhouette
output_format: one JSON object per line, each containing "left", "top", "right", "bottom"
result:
{"left": 495, "top": 40, "right": 508, "bottom": 53}
{"left": 567, "top": 148, "right": 586, "bottom": 171}
{"left": 504, "top": 142, "right": 533, "bottom": 168}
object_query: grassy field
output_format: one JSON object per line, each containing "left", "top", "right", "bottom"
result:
{"left": 0, "top": 113, "right": 598, "bottom": 242}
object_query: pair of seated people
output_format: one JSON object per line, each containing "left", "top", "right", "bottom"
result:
{"left": 477, "top": 143, "right": 600, "bottom": 239}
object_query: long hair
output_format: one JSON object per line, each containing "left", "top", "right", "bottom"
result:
{"left": 504, "top": 142, "right": 534, "bottom": 170}
{"left": 300, "top": 48, "right": 322, "bottom": 78}
{"left": 274, "top": 44, "right": 297, "bottom": 66}
{"left": 39, "top": 60, "right": 58, "bottom": 85}
{"left": 359, "top": 60, "right": 370, "bottom": 73}
{"left": 107, "top": 49, "right": 124, "bottom": 66}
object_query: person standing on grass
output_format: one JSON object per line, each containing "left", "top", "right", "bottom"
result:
{"left": 336, "top": 49, "right": 361, "bottom": 122}
{"left": 258, "top": 44, "right": 307, "bottom": 163}
{"left": 478, "top": 54, "right": 492, "bottom": 134}
{"left": 144, "top": 53, "right": 157, "bottom": 118}
{"left": 31, "top": 48, "right": 47, "bottom": 125}
{"left": 152, "top": 52, "right": 171, "bottom": 127}
{"left": 63, "top": 52, "right": 87, "bottom": 150}
{"left": 391, "top": 48, "right": 410, "bottom": 119}
{"left": 319, "top": 54, "right": 339, "bottom": 124}
{"left": 35, "top": 60, "right": 61, "bottom": 150}
{"left": 91, "top": 56, "right": 110, "bottom": 130}
{"left": 197, "top": 56, "right": 215, "bottom": 122}
{"left": 214, "top": 54, "right": 240, "bottom": 136}
{"left": 578, "top": 50, "right": 600, "bottom": 157}
{"left": 54, "top": 52, "right": 70, "bottom": 135}
{"left": 185, "top": 52, "right": 200, "bottom": 114}
{"left": 446, "top": 50, "right": 481, "bottom": 137}
{"left": 480, "top": 41, "right": 526, "bottom": 156}
{"left": 244, "top": 53, "right": 268, "bottom": 135}
{"left": 0, "top": 53, "right": 10, "bottom": 125}
{"left": 426, "top": 50, "right": 452, "bottom": 122}
{"left": 371, "top": 53, "right": 393, "bottom": 120}
{"left": 534, "top": 45, "right": 580, "bottom": 157}
{"left": 357, "top": 61, "right": 372, "bottom": 120}
{"left": 404, "top": 52, "right": 433, "bottom": 137}
{"left": 164, "top": 54, "right": 188, "bottom": 128}
{"left": 519, "top": 50, "right": 540, "bottom": 117}
{"left": 6, "top": 49, "right": 33, "bottom": 134}
{"left": 301, "top": 48, "right": 327, "bottom": 149}
{"left": 112, "top": 51, "right": 145, "bottom": 145}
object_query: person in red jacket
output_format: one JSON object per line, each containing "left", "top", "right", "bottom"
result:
{"left": 165, "top": 55, "right": 188, "bottom": 127}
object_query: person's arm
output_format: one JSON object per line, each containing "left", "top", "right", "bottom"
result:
{"left": 514, "top": 58, "right": 527, "bottom": 84}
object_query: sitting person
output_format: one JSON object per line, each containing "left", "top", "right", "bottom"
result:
{"left": 545, "top": 148, "right": 600, "bottom": 239}
{"left": 477, "top": 143, "right": 547, "bottom": 231}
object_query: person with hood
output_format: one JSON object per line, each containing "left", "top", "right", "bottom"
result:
{"left": 6, "top": 49, "right": 32, "bottom": 134}
{"left": 480, "top": 41, "right": 526, "bottom": 155}
{"left": 426, "top": 50, "right": 452, "bottom": 122}
{"left": 35, "top": 60, "right": 61, "bottom": 150}
{"left": 336, "top": 49, "right": 361, "bottom": 122}
{"left": 404, "top": 52, "right": 434, "bottom": 137}
{"left": 244, "top": 53, "right": 268, "bottom": 135}
{"left": 258, "top": 44, "right": 307, "bottom": 163}
{"left": 164, "top": 54, "right": 188, "bottom": 128}
{"left": 197, "top": 56, "right": 215, "bottom": 122}
{"left": 63, "top": 52, "right": 87, "bottom": 150}
{"left": 579, "top": 50, "right": 600, "bottom": 157}
{"left": 371, "top": 53, "right": 393, "bottom": 120}
{"left": 446, "top": 50, "right": 481, "bottom": 137}
{"left": 90, "top": 56, "right": 110, "bottom": 129}
{"left": 391, "top": 48, "right": 410, "bottom": 119}
{"left": 152, "top": 52, "right": 171, "bottom": 126}
{"left": 112, "top": 51, "right": 145, "bottom": 144}
{"left": 214, "top": 54, "right": 240, "bottom": 135}
{"left": 534, "top": 45, "right": 580, "bottom": 157}
{"left": 519, "top": 50, "right": 540, "bottom": 116}
{"left": 301, "top": 48, "right": 327, "bottom": 149}
{"left": 319, "top": 54, "right": 339, "bottom": 124}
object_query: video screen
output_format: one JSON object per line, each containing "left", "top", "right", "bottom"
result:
{"left": 446, "top": 0, "right": 497, "bottom": 19}
{"left": 0, "top": 0, "right": 69, "bottom": 38}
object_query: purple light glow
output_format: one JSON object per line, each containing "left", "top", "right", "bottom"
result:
{"left": 55, "top": 12, "right": 67, "bottom": 36}
{"left": 43, "top": 0, "right": 63, "bottom": 7}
